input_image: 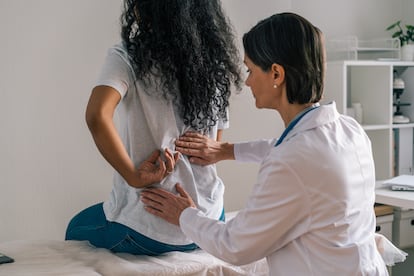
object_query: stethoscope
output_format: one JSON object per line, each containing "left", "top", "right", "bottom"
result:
{"left": 275, "top": 103, "right": 320, "bottom": 147}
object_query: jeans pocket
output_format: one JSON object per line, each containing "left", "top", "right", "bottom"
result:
{"left": 110, "top": 234, "right": 159, "bottom": 255}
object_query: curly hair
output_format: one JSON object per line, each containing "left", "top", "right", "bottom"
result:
{"left": 120, "top": 0, "right": 242, "bottom": 131}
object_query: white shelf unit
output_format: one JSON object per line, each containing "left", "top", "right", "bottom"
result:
{"left": 323, "top": 60, "right": 414, "bottom": 180}
{"left": 326, "top": 37, "right": 400, "bottom": 61}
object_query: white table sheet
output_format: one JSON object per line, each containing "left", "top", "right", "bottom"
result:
{"left": 0, "top": 240, "right": 268, "bottom": 276}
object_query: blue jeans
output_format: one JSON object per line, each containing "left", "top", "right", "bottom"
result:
{"left": 65, "top": 203, "right": 224, "bottom": 256}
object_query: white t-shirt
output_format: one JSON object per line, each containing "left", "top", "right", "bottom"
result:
{"left": 95, "top": 43, "right": 228, "bottom": 245}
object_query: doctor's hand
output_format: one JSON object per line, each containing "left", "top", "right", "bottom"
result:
{"left": 175, "top": 131, "right": 234, "bottom": 166}
{"left": 141, "top": 183, "right": 196, "bottom": 226}
{"left": 132, "top": 149, "right": 179, "bottom": 188}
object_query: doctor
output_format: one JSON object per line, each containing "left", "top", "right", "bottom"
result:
{"left": 141, "top": 12, "right": 389, "bottom": 275}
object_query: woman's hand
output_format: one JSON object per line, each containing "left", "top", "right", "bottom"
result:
{"left": 175, "top": 131, "right": 234, "bottom": 166}
{"left": 141, "top": 183, "right": 196, "bottom": 226}
{"left": 134, "top": 148, "right": 179, "bottom": 188}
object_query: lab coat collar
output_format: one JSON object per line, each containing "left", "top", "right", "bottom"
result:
{"left": 282, "top": 101, "right": 340, "bottom": 143}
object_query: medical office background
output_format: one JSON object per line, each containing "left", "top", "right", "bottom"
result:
{"left": 1, "top": 0, "right": 413, "bottom": 245}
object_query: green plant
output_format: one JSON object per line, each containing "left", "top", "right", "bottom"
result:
{"left": 386, "top": 20, "right": 414, "bottom": 46}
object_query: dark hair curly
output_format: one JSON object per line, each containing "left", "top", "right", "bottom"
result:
{"left": 243, "top": 12, "right": 324, "bottom": 104}
{"left": 120, "top": 0, "right": 242, "bottom": 131}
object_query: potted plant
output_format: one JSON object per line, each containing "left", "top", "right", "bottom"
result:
{"left": 386, "top": 20, "right": 414, "bottom": 61}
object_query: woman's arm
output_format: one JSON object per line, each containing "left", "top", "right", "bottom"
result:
{"left": 86, "top": 85, "right": 178, "bottom": 188}
{"left": 216, "top": 129, "right": 224, "bottom": 142}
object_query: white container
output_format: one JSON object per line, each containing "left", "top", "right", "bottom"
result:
{"left": 376, "top": 214, "right": 394, "bottom": 241}
{"left": 401, "top": 44, "right": 414, "bottom": 61}
{"left": 393, "top": 208, "right": 414, "bottom": 248}
{"left": 352, "top": 102, "right": 363, "bottom": 124}
{"left": 346, "top": 107, "right": 355, "bottom": 119}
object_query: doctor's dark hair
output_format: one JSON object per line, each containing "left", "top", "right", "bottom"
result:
{"left": 243, "top": 12, "right": 324, "bottom": 104}
{"left": 120, "top": 0, "right": 242, "bottom": 131}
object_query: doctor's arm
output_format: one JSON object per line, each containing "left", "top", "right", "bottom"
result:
{"left": 142, "top": 161, "right": 309, "bottom": 265}
{"left": 85, "top": 86, "right": 178, "bottom": 188}
{"left": 175, "top": 132, "right": 276, "bottom": 165}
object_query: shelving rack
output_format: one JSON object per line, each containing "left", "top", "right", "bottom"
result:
{"left": 323, "top": 60, "right": 414, "bottom": 180}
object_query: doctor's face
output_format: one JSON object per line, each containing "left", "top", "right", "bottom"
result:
{"left": 244, "top": 55, "right": 277, "bottom": 109}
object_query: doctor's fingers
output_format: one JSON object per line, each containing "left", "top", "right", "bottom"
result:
{"left": 142, "top": 189, "right": 179, "bottom": 211}
{"left": 142, "top": 189, "right": 189, "bottom": 225}
{"left": 142, "top": 188, "right": 175, "bottom": 202}
{"left": 141, "top": 190, "right": 169, "bottom": 207}
{"left": 141, "top": 194, "right": 165, "bottom": 210}
{"left": 176, "top": 134, "right": 207, "bottom": 149}
{"left": 180, "top": 131, "right": 206, "bottom": 139}
{"left": 175, "top": 139, "right": 210, "bottom": 158}
{"left": 144, "top": 204, "right": 180, "bottom": 226}
{"left": 174, "top": 144, "right": 216, "bottom": 166}
{"left": 175, "top": 145, "right": 201, "bottom": 158}
{"left": 142, "top": 198, "right": 178, "bottom": 225}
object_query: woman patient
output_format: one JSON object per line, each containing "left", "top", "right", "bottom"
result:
{"left": 65, "top": 0, "right": 241, "bottom": 255}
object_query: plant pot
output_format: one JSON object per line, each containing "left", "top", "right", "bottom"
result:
{"left": 401, "top": 44, "right": 414, "bottom": 61}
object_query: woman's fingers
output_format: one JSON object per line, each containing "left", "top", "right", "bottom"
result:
{"left": 163, "top": 148, "right": 181, "bottom": 175}
{"left": 174, "top": 152, "right": 180, "bottom": 162}
{"left": 147, "top": 150, "right": 161, "bottom": 163}
{"left": 163, "top": 148, "right": 174, "bottom": 174}
{"left": 157, "top": 156, "right": 167, "bottom": 175}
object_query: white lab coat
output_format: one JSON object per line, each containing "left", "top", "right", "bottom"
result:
{"left": 180, "top": 102, "right": 388, "bottom": 276}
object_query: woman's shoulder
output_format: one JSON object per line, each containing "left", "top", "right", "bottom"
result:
{"left": 108, "top": 42, "right": 128, "bottom": 58}
{"left": 103, "top": 42, "right": 136, "bottom": 74}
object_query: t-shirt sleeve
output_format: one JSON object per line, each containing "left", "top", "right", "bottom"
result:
{"left": 95, "top": 47, "right": 133, "bottom": 98}
{"left": 217, "top": 108, "right": 230, "bottom": 130}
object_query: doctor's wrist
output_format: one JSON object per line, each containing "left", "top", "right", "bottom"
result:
{"left": 220, "top": 142, "right": 235, "bottom": 161}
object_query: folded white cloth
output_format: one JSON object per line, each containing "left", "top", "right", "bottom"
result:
{"left": 375, "top": 233, "right": 408, "bottom": 266}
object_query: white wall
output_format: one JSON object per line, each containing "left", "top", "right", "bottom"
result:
{"left": 402, "top": 0, "right": 414, "bottom": 26}
{"left": 292, "top": 0, "right": 403, "bottom": 40}
{"left": 0, "top": 0, "right": 412, "bottom": 242}
{"left": 0, "top": 0, "right": 121, "bottom": 241}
